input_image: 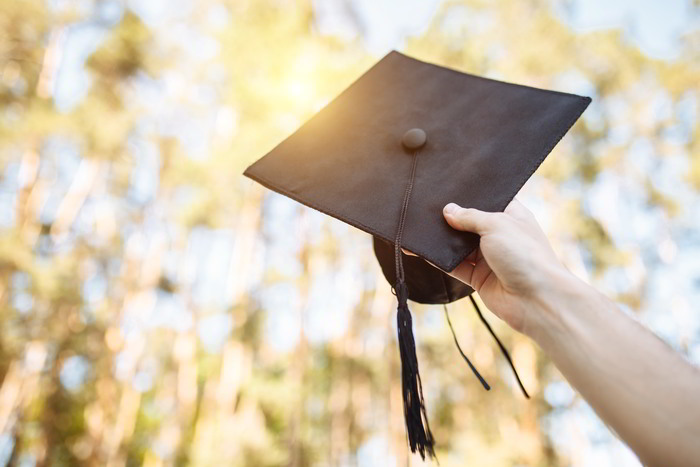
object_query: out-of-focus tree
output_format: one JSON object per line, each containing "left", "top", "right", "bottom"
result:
{"left": 0, "top": 0, "right": 697, "bottom": 466}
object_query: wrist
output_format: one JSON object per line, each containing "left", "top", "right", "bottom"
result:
{"left": 521, "top": 266, "right": 590, "bottom": 346}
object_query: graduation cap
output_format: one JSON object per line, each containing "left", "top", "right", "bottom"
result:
{"left": 244, "top": 51, "right": 590, "bottom": 460}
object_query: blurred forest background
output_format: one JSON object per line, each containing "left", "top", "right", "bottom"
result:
{"left": 0, "top": 0, "right": 698, "bottom": 466}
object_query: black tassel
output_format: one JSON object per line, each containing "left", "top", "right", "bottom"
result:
{"left": 396, "top": 280, "right": 435, "bottom": 460}
{"left": 443, "top": 304, "right": 490, "bottom": 391}
{"left": 469, "top": 295, "right": 530, "bottom": 399}
{"left": 392, "top": 147, "right": 436, "bottom": 459}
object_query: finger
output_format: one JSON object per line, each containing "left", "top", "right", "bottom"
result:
{"left": 465, "top": 248, "right": 479, "bottom": 265}
{"left": 445, "top": 247, "right": 480, "bottom": 286}
{"left": 443, "top": 203, "right": 494, "bottom": 234}
{"left": 448, "top": 258, "right": 475, "bottom": 286}
{"left": 401, "top": 248, "right": 418, "bottom": 257}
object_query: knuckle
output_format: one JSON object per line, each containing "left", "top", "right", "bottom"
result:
{"left": 492, "top": 213, "right": 510, "bottom": 228}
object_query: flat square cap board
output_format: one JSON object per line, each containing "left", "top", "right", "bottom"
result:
{"left": 244, "top": 50, "right": 590, "bottom": 460}
{"left": 244, "top": 50, "right": 590, "bottom": 274}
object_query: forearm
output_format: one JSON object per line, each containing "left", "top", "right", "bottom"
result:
{"left": 526, "top": 270, "right": 700, "bottom": 467}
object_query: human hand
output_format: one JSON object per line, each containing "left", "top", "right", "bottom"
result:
{"left": 445, "top": 201, "right": 700, "bottom": 467}
{"left": 442, "top": 199, "right": 573, "bottom": 337}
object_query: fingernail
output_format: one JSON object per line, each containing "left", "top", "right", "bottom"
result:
{"left": 444, "top": 203, "right": 459, "bottom": 215}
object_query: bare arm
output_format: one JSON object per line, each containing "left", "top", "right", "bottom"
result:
{"left": 442, "top": 200, "right": 700, "bottom": 467}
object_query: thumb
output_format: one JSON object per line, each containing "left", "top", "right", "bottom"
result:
{"left": 443, "top": 203, "right": 495, "bottom": 234}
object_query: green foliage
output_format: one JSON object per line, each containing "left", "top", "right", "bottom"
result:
{"left": 0, "top": 0, "right": 696, "bottom": 466}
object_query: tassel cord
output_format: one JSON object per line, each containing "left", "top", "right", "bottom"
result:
{"left": 469, "top": 295, "right": 530, "bottom": 399}
{"left": 442, "top": 305, "right": 490, "bottom": 390}
{"left": 394, "top": 150, "right": 419, "bottom": 283}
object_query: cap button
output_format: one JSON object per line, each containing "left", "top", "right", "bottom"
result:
{"left": 402, "top": 128, "right": 427, "bottom": 150}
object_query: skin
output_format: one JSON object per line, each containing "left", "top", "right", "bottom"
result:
{"left": 438, "top": 199, "right": 700, "bottom": 467}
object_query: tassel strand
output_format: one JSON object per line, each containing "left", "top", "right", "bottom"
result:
{"left": 396, "top": 282, "right": 435, "bottom": 460}
{"left": 443, "top": 304, "right": 490, "bottom": 390}
{"left": 469, "top": 295, "right": 530, "bottom": 399}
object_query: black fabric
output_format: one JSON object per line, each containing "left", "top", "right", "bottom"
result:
{"left": 373, "top": 236, "right": 473, "bottom": 304}
{"left": 244, "top": 50, "right": 590, "bottom": 275}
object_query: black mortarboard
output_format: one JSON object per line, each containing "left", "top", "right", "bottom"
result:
{"left": 244, "top": 51, "right": 590, "bottom": 459}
